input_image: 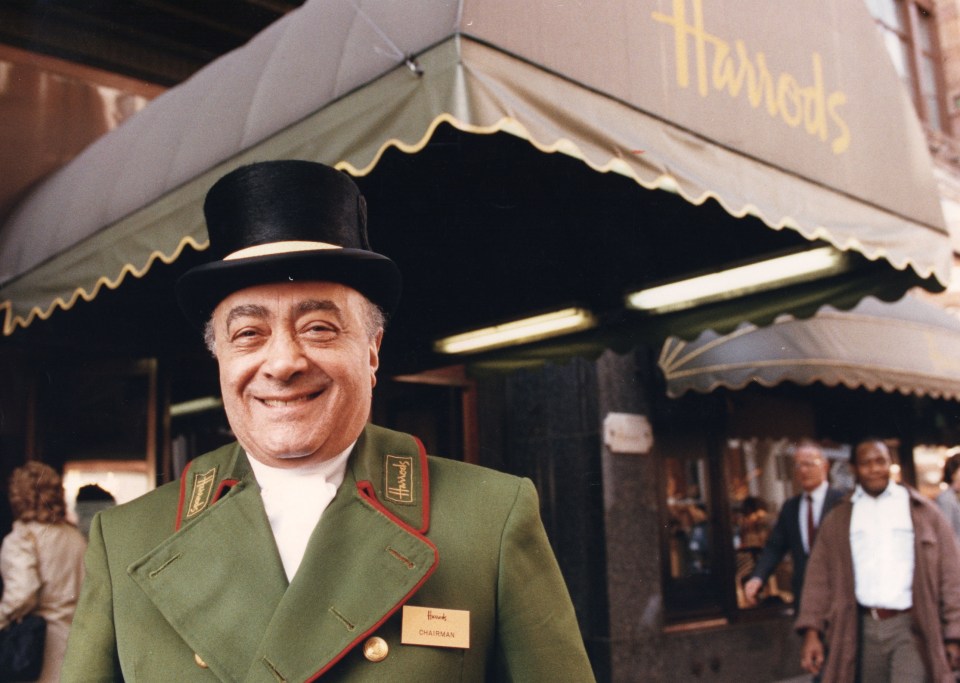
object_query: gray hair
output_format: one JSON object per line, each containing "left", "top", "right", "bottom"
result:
{"left": 203, "top": 296, "right": 386, "bottom": 356}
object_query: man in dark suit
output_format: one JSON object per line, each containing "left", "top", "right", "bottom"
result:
{"left": 743, "top": 439, "right": 844, "bottom": 609}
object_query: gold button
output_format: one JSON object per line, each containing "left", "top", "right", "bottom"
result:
{"left": 194, "top": 653, "right": 208, "bottom": 669}
{"left": 363, "top": 636, "right": 389, "bottom": 662}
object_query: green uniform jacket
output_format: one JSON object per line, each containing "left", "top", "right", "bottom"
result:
{"left": 62, "top": 424, "right": 595, "bottom": 682}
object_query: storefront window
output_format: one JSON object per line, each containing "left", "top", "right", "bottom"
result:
{"left": 726, "top": 438, "right": 856, "bottom": 611}
{"left": 656, "top": 384, "right": 957, "bottom": 627}
{"left": 665, "top": 455, "right": 713, "bottom": 579}
{"left": 660, "top": 431, "right": 729, "bottom": 619}
{"left": 726, "top": 438, "right": 796, "bottom": 608}
{"left": 658, "top": 428, "right": 861, "bottom": 624}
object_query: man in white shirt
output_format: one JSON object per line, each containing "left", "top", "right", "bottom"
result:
{"left": 796, "top": 438, "right": 960, "bottom": 683}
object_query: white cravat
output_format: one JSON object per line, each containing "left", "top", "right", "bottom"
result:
{"left": 850, "top": 482, "right": 914, "bottom": 610}
{"left": 247, "top": 445, "right": 352, "bottom": 581}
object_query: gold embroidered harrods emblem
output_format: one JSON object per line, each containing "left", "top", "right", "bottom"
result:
{"left": 385, "top": 455, "right": 415, "bottom": 504}
{"left": 186, "top": 467, "right": 218, "bottom": 519}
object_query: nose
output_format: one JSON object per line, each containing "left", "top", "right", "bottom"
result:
{"left": 261, "top": 331, "right": 309, "bottom": 381}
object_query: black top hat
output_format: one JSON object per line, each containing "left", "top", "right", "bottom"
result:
{"left": 176, "top": 160, "right": 401, "bottom": 328}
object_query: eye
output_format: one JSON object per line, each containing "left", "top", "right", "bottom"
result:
{"left": 301, "top": 319, "right": 339, "bottom": 340}
{"left": 229, "top": 325, "right": 266, "bottom": 346}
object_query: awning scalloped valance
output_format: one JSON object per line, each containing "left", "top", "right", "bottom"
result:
{"left": 0, "top": 0, "right": 950, "bottom": 335}
{"left": 660, "top": 296, "right": 960, "bottom": 400}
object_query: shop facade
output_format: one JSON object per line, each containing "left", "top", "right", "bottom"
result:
{"left": 1, "top": 2, "right": 957, "bottom": 681}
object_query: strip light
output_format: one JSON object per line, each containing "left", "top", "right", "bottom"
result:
{"left": 170, "top": 396, "right": 224, "bottom": 417}
{"left": 434, "top": 307, "right": 598, "bottom": 355}
{"left": 626, "top": 246, "right": 850, "bottom": 314}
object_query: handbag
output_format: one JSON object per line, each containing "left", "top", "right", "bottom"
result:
{"left": 0, "top": 614, "right": 46, "bottom": 681}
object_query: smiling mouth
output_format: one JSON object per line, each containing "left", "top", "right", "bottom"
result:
{"left": 259, "top": 392, "right": 321, "bottom": 408}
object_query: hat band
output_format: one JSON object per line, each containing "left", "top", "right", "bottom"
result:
{"left": 223, "top": 240, "right": 343, "bottom": 261}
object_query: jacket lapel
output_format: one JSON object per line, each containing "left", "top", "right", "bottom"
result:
{"left": 129, "top": 426, "right": 436, "bottom": 683}
{"left": 128, "top": 452, "right": 289, "bottom": 682}
{"left": 244, "top": 426, "right": 437, "bottom": 682}
{"left": 350, "top": 424, "right": 430, "bottom": 533}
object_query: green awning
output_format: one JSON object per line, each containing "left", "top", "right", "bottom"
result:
{"left": 660, "top": 294, "right": 960, "bottom": 400}
{"left": 1, "top": 0, "right": 950, "bottom": 336}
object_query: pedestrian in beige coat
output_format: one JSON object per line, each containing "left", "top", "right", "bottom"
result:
{"left": 0, "top": 462, "right": 87, "bottom": 683}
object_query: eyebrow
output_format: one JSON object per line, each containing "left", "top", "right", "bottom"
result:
{"left": 224, "top": 299, "right": 345, "bottom": 330}
{"left": 295, "top": 299, "right": 344, "bottom": 326}
{"left": 225, "top": 304, "right": 268, "bottom": 330}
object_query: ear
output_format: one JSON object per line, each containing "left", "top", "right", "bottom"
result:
{"left": 369, "top": 328, "right": 383, "bottom": 387}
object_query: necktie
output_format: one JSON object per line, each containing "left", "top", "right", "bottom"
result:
{"left": 806, "top": 494, "right": 816, "bottom": 552}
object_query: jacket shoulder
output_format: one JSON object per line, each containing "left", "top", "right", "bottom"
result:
{"left": 365, "top": 423, "right": 526, "bottom": 488}
{"left": 426, "top": 454, "right": 531, "bottom": 520}
{"left": 178, "top": 441, "right": 243, "bottom": 476}
{"left": 356, "top": 424, "right": 529, "bottom": 531}
{"left": 427, "top": 454, "right": 521, "bottom": 485}
{"left": 96, "top": 442, "right": 242, "bottom": 540}
{"left": 818, "top": 496, "right": 852, "bottom": 534}
{"left": 365, "top": 423, "right": 527, "bottom": 493}
{"left": 823, "top": 486, "right": 847, "bottom": 510}
{"left": 908, "top": 485, "right": 950, "bottom": 520}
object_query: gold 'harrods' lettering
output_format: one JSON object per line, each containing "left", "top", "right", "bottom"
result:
{"left": 187, "top": 467, "right": 218, "bottom": 518}
{"left": 385, "top": 455, "right": 415, "bottom": 504}
{"left": 652, "top": 0, "right": 851, "bottom": 154}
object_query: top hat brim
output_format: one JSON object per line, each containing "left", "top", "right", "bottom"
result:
{"left": 175, "top": 248, "right": 401, "bottom": 329}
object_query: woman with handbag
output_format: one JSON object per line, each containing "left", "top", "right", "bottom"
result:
{"left": 0, "top": 463, "right": 86, "bottom": 682}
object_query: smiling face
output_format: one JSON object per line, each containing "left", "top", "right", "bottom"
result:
{"left": 211, "top": 280, "right": 382, "bottom": 468}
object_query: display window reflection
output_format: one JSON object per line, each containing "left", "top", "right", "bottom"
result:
{"left": 726, "top": 438, "right": 854, "bottom": 611}
{"left": 660, "top": 432, "right": 729, "bottom": 619}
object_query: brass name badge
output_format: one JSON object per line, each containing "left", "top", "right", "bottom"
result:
{"left": 401, "top": 606, "right": 470, "bottom": 649}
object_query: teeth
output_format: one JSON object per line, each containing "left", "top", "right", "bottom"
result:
{"left": 262, "top": 396, "right": 311, "bottom": 407}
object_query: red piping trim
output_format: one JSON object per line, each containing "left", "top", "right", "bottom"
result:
{"left": 213, "top": 479, "right": 239, "bottom": 503}
{"left": 174, "top": 465, "right": 238, "bottom": 531}
{"left": 304, "top": 482, "right": 439, "bottom": 682}
{"left": 174, "top": 459, "right": 197, "bottom": 531}
{"left": 411, "top": 436, "right": 431, "bottom": 534}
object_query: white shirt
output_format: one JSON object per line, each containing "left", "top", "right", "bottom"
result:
{"left": 248, "top": 445, "right": 353, "bottom": 582}
{"left": 850, "top": 481, "right": 914, "bottom": 610}
{"left": 799, "top": 480, "right": 830, "bottom": 554}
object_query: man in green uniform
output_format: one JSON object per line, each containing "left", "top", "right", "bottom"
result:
{"left": 62, "top": 160, "right": 594, "bottom": 682}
